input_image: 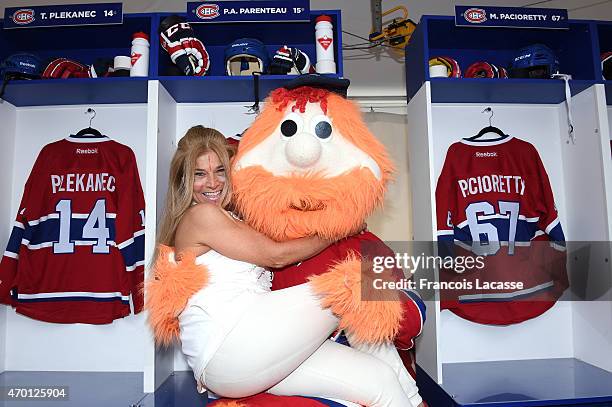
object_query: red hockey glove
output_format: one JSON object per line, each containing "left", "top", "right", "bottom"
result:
{"left": 42, "top": 58, "right": 90, "bottom": 79}
{"left": 159, "top": 15, "right": 210, "bottom": 76}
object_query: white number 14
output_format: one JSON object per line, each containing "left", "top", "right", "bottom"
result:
{"left": 54, "top": 199, "right": 110, "bottom": 254}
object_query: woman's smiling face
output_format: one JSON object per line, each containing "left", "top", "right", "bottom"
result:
{"left": 192, "top": 151, "right": 227, "bottom": 205}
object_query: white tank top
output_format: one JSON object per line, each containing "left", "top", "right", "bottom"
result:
{"left": 178, "top": 249, "right": 272, "bottom": 391}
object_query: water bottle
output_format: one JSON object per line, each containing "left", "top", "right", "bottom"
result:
{"left": 315, "top": 15, "right": 336, "bottom": 74}
{"left": 130, "top": 32, "right": 150, "bottom": 77}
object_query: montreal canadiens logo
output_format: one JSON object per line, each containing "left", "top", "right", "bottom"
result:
{"left": 464, "top": 8, "right": 487, "bottom": 24}
{"left": 196, "top": 4, "right": 220, "bottom": 20}
{"left": 12, "top": 9, "right": 35, "bottom": 25}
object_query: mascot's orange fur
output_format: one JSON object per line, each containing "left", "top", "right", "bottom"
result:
{"left": 233, "top": 87, "right": 394, "bottom": 241}
{"left": 145, "top": 245, "right": 208, "bottom": 347}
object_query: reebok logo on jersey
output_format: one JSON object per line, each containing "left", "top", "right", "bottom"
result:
{"left": 76, "top": 148, "right": 98, "bottom": 154}
{"left": 475, "top": 152, "right": 497, "bottom": 157}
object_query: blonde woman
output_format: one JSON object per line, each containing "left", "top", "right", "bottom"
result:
{"left": 147, "top": 125, "right": 423, "bottom": 407}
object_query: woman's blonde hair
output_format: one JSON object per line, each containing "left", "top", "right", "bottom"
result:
{"left": 157, "top": 126, "right": 234, "bottom": 247}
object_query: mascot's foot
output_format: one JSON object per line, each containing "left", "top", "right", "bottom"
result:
{"left": 308, "top": 253, "right": 403, "bottom": 345}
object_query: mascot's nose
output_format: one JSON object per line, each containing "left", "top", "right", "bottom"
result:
{"left": 285, "top": 132, "right": 322, "bottom": 168}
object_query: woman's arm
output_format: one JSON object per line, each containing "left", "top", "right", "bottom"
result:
{"left": 175, "top": 203, "right": 331, "bottom": 268}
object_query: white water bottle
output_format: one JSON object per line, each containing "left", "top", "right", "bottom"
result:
{"left": 315, "top": 15, "right": 336, "bottom": 74}
{"left": 130, "top": 32, "right": 150, "bottom": 77}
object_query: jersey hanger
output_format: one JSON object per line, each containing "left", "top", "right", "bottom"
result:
{"left": 464, "top": 107, "right": 509, "bottom": 142}
{"left": 74, "top": 108, "right": 104, "bottom": 138}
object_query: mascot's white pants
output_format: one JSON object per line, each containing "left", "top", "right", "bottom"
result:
{"left": 201, "top": 284, "right": 423, "bottom": 407}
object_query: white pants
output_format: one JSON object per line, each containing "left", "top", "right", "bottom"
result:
{"left": 204, "top": 284, "right": 423, "bottom": 407}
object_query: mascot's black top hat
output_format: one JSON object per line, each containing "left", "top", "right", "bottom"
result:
{"left": 283, "top": 74, "right": 350, "bottom": 98}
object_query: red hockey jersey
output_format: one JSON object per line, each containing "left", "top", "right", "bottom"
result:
{"left": 435, "top": 136, "right": 567, "bottom": 325}
{"left": 0, "top": 135, "right": 145, "bottom": 324}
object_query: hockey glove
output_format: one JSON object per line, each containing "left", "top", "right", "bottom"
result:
{"left": 89, "top": 57, "right": 114, "bottom": 78}
{"left": 43, "top": 58, "right": 90, "bottom": 79}
{"left": 159, "top": 15, "right": 210, "bottom": 76}
{"left": 270, "top": 46, "right": 311, "bottom": 75}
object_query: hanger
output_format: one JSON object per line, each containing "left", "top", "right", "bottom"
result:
{"left": 74, "top": 108, "right": 103, "bottom": 138}
{"left": 464, "top": 107, "right": 508, "bottom": 142}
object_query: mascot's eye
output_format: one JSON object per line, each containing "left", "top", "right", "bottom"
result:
{"left": 281, "top": 120, "right": 298, "bottom": 137}
{"left": 315, "top": 121, "right": 332, "bottom": 139}
{"left": 311, "top": 115, "right": 333, "bottom": 141}
{"left": 279, "top": 112, "right": 303, "bottom": 138}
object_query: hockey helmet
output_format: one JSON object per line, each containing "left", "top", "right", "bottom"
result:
{"left": 0, "top": 53, "right": 44, "bottom": 80}
{"left": 225, "top": 38, "right": 270, "bottom": 76}
{"left": 465, "top": 61, "right": 496, "bottom": 78}
{"left": 602, "top": 52, "right": 612, "bottom": 80}
{"left": 428, "top": 56, "right": 461, "bottom": 78}
{"left": 465, "top": 61, "right": 508, "bottom": 79}
{"left": 0, "top": 53, "right": 45, "bottom": 100}
{"left": 509, "top": 44, "right": 559, "bottom": 79}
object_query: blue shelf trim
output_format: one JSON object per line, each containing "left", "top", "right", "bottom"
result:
{"left": 1, "top": 77, "right": 150, "bottom": 106}
{"left": 418, "top": 358, "right": 612, "bottom": 407}
{"left": 160, "top": 74, "right": 341, "bottom": 103}
{"left": 429, "top": 78, "right": 593, "bottom": 104}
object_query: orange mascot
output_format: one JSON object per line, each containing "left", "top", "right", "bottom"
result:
{"left": 226, "top": 76, "right": 426, "bottom": 406}
{"left": 147, "top": 75, "right": 426, "bottom": 407}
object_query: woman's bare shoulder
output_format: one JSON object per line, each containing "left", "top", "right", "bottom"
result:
{"left": 175, "top": 204, "right": 224, "bottom": 248}
{"left": 181, "top": 203, "right": 230, "bottom": 228}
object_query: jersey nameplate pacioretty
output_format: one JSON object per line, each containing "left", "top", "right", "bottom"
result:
{"left": 455, "top": 5, "right": 569, "bottom": 29}
{"left": 4, "top": 3, "right": 123, "bottom": 29}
